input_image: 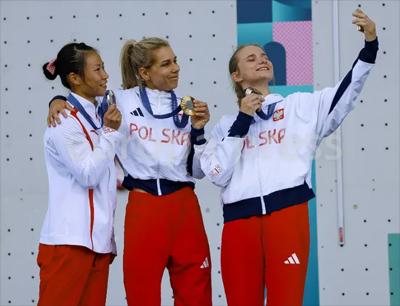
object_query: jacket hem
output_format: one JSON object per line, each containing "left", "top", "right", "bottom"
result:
{"left": 223, "top": 182, "right": 315, "bottom": 223}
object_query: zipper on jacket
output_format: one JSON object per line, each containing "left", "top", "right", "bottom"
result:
{"left": 108, "top": 168, "right": 114, "bottom": 246}
{"left": 255, "top": 121, "right": 267, "bottom": 214}
{"left": 156, "top": 92, "right": 162, "bottom": 196}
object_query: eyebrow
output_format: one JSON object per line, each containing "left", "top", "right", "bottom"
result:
{"left": 245, "top": 54, "right": 256, "bottom": 60}
{"left": 246, "top": 53, "right": 267, "bottom": 60}
{"left": 94, "top": 62, "right": 105, "bottom": 67}
{"left": 160, "top": 56, "right": 177, "bottom": 64}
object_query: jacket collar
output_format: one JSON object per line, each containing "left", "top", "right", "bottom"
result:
{"left": 262, "top": 93, "right": 285, "bottom": 106}
{"left": 70, "top": 92, "right": 98, "bottom": 120}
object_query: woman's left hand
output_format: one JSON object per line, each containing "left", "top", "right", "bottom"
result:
{"left": 191, "top": 100, "right": 210, "bottom": 130}
{"left": 352, "top": 9, "right": 377, "bottom": 42}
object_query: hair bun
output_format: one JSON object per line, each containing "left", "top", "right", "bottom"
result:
{"left": 42, "top": 62, "right": 58, "bottom": 80}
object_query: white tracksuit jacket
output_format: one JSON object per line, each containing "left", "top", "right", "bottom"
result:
{"left": 112, "top": 86, "right": 207, "bottom": 195}
{"left": 201, "top": 38, "right": 379, "bottom": 223}
{"left": 50, "top": 87, "right": 207, "bottom": 196}
{"left": 41, "top": 93, "right": 122, "bottom": 253}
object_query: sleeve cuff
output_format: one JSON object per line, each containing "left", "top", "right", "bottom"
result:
{"left": 103, "top": 127, "right": 124, "bottom": 142}
{"left": 190, "top": 127, "right": 206, "bottom": 145}
{"left": 49, "top": 95, "right": 67, "bottom": 108}
{"left": 365, "top": 37, "right": 379, "bottom": 50}
{"left": 228, "top": 112, "right": 253, "bottom": 138}
{"left": 358, "top": 37, "right": 379, "bottom": 64}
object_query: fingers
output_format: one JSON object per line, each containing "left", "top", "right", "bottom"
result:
{"left": 49, "top": 116, "right": 56, "bottom": 127}
{"left": 243, "top": 94, "right": 265, "bottom": 104}
{"left": 105, "top": 113, "right": 121, "bottom": 123}
{"left": 352, "top": 8, "right": 367, "bottom": 18}
{"left": 242, "top": 94, "right": 263, "bottom": 112}
{"left": 104, "top": 105, "right": 122, "bottom": 123}
{"left": 351, "top": 9, "right": 375, "bottom": 39}
{"left": 193, "top": 107, "right": 209, "bottom": 117}
{"left": 50, "top": 109, "right": 61, "bottom": 125}
{"left": 194, "top": 106, "right": 208, "bottom": 114}
{"left": 60, "top": 110, "right": 68, "bottom": 120}
{"left": 114, "top": 112, "right": 122, "bottom": 122}
{"left": 250, "top": 98, "right": 263, "bottom": 107}
{"left": 65, "top": 102, "right": 74, "bottom": 112}
{"left": 193, "top": 100, "right": 210, "bottom": 118}
{"left": 352, "top": 17, "right": 367, "bottom": 25}
{"left": 193, "top": 100, "right": 208, "bottom": 109}
{"left": 193, "top": 113, "right": 208, "bottom": 118}
{"left": 250, "top": 101, "right": 262, "bottom": 110}
{"left": 105, "top": 105, "right": 118, "bottom": 117}
{"left": 352, "top": 9, "right": 370, "bottom": 23}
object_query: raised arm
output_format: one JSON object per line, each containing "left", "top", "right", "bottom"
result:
{"left": 296, "top": 9, "right": 378, "bottom": 138}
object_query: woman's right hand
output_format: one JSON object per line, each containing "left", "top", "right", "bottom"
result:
{"left": 240, "top": 94, "right": 265, "bottom": 116}
{"left": 104, "top": 104, "right": 122, "bottom": 131}
{"left": 48, "top": 100, "right": 74, "bottom": 127}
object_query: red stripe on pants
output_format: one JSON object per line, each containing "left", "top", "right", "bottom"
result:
{"left": 37, "top": 244, "right": 111, "bottom": 306}
{"left": 221, "top": 202, "right": 310, "bottom": 306}
{"left": 123, "top": 187, "right": 212, "bottom": 306}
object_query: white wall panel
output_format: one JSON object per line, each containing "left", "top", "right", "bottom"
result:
{"left": 313, "top": 0, "right": 400, "bottom": 305}
{"left": 0, "top": 1, "right": 237, "bottom": 305}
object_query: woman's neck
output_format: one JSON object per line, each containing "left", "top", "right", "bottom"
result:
{"left": 146, "top": 82, "right": 165, "bottom": 92}
{"left": 145, "top": 81, "right": 175, "bottom": 93}
{"left": 72, "top": 90, "right": 96, "bottom": 104}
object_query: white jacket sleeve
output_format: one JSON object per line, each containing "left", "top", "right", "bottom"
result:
{"left": 296, "top": 38, "right": 379, "bottom": 139}
{"left": 201, "top": 113, "right": 252, "bottom": 187}
{"left": 190, "top": 143, "right": 207, "bottom": 179}
{"left": 187, "top": 127, "right": 207, "bottom": 179}
{"left": 48, "top": 114, "right": 123, "bottom": 189}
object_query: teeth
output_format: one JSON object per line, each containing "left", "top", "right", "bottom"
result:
{"left": 258, "top": 68, "right": 268, "bottom": 71}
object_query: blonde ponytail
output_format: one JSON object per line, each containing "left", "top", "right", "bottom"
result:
{"left": 120, "top": 40, "right": 139, "bottom": 89}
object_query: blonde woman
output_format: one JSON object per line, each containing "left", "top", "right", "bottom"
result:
{"left": 47, "top": 38, "right": 212, "bottom": 306}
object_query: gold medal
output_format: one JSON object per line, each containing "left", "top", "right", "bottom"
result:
{"left": 180, "top": 96, "right": 196, "bottom": 116}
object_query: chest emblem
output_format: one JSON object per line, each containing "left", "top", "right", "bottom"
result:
{"left": 273, "top": 108, "right": 284, "bottom": 122}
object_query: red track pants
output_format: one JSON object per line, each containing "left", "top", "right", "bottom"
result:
{"left": 221, "top": 202, "right": 310, "bottom": 306}
{"left": 123, "top": 187, "right": 212, "bottom": 306}
{"left": 37, "top": 244, "right": 111, "bottom": 306}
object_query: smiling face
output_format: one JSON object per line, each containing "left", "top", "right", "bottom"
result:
{"left": 140, "top": 46, "right": 180, "bottom": 92}
{"left": 231, "top": 45, "right": 274, "bottom": 88}
{"left": 69, "top": 51, "right": 109, "bottom": 101}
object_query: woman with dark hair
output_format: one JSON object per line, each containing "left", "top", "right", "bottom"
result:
{"left": 39, "top": 42, "right": 122, "bottom": 306}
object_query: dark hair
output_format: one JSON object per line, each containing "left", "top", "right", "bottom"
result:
{"left": 42, "top": 42, "right": 97, "bottom": 89}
